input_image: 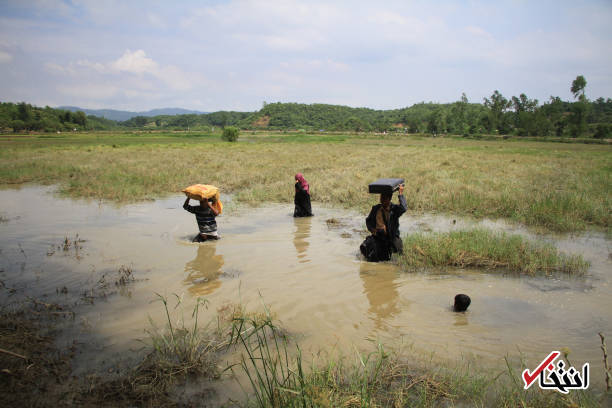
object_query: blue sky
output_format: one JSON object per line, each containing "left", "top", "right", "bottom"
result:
{"left": 1, "top": 0, "right": 611, "bottom": 112}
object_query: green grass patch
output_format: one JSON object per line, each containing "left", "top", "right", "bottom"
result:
{"left": 398, "top": 229, "right": 589, "bottom": 276}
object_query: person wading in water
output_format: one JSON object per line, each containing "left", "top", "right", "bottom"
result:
{"left": 361, "top": 183, "right": 406, "bottom": 261}
{"left": 293, "top": 173, "right": 313, "bottom": 217}
{"left": 183, "top": 197, "right": 220, "bottom": 242}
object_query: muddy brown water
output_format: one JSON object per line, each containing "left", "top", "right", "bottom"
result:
{"left": 1, "top": 185, "right": 611, "bottom": 393}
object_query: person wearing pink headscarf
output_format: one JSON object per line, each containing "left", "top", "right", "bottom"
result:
{"left": 294, "top": 173, "right": 313, "bottom": 217}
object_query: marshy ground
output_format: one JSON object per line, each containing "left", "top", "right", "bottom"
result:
{"left": 0, "top": 131, "right": 610, "bottom": 406}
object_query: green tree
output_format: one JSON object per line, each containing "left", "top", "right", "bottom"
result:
{"left": 569, "top": 75, "right": 588, "bottom": 137}
{"left": 427, "top": 108, "right": 444, "bottom": 135}
{"left": 571, "top": 75, "right": 587, "bottom": 100}
{"left": 447, "top": 93, "right": 469, "bottom": 134}
{"left": 593, "top": 123, "right": 611, "bottom": 139}
{"left": 511, "top": 93, "right": 538, "bottom": 136}
{"left": 222, "top": 126, "right": 239, "bottom": 142}
{"left": 74, "top": 111, "right": 87, "bottom": 127}
{"left": 17, "top": 102, "right": 33, "bottom": 127}
{"left": 484, "top": 90, "right": 511, "bottom": 133}
{"left": 344, "top": 116, "right": 365, "bottom": 131}
{"left": 11, "top": 119, "right": 26, "bottom": 132}
{"left": 542, "top": 96, "right": 568, "bottom": 137}
{"left": 132, "top": 116, "right": 149, "bottom": 127}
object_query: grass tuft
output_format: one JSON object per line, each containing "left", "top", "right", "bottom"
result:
{"left": 397, "top": 229, "right": 590, "bottom": 275}
{"left": 85, "top": 293, "right": 223, "bottom": 405}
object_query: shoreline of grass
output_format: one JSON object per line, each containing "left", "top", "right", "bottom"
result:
{"left": 0, "top": 132, "right": 610, "bottom": 233}
{"left": 397, "top": 228, "right": 590, "bottom": 276}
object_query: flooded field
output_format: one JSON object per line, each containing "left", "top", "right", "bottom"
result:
{"left": 1, "top": 185, "right": 610, "bottom": 390}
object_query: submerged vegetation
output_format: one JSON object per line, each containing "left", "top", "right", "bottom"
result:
{"left": 221, "top": 303, "right": 604, "bottom": 407}
{"left": 1, "top": 279, "right": 608, "bottom": 407}
{"left": 83, "top": 294, "right": 224, "bottom": 406}
{"left": 397, "top": 229, "right": 590, "bottom": 275}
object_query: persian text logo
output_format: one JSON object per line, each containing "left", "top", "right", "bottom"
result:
{"left": 522, "top": 351, "right": 589, "bottom": 394}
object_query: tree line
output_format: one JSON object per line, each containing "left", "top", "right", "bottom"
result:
{"left": 2, "top": 76, "right": 611, "bottom": 138}
{"left": 0, "top": 102, "right": 118, "bottom": 132}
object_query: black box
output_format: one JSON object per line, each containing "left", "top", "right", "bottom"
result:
{"left": 368, "top": 178, "right": 404, "bottom": 194}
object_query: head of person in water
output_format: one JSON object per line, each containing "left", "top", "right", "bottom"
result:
{"left": 453, "top": 294, "right": 471, "bottom": 312}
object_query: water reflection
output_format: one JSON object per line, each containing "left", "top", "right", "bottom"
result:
{"left": 453, "top": 312, "right": 469, "bottom": 326}
{"left": 184, "top": 243, "right": 224, "bottom": 296}
{"left": 359, "top": 263, "right": 401, "bottom": 329}
{"left": 293, "top": 216, "right": 312, "bottom": 263}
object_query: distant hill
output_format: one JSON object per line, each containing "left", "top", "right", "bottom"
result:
{"left": 58, "top": 106, "right": 207, "bottom": 121}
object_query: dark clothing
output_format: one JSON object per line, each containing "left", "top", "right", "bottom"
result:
{"left": 294, "top": 182, "right": 313, "bottom": 217}
{"left": 366, "top": 195, "right": 407, "bottom": 240}
{"left": 183, "top": 202, "right": 218, "bottom": 236}
{"left": 362, "top": 194, "right": 407, "bottom": 261}
{"left": 191, "top": 233, "right": 218, "bottom": 243}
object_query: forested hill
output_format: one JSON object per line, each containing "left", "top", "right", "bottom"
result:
{"left": 249, "top": 101, "right": 482, "bottom": 133}
{"left": 59, "top": 106, "right": 207, "bottom": 121}
{"left": 0, "top": 102, "right": 118, "bottom": 132}
{"left": 73, "top": 92, "right": 612, "bottom": 139}
{"left": 2, "top": 90, "right": 612, "bottom": 139}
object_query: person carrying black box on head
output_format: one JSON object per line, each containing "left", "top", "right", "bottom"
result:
{"left": 360, "top": 178, "right": 407, "bottom": 262}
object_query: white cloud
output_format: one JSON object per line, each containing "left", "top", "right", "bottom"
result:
{"left": 76, "top": 59, "right": 106, "bottom": 74}
{"left": 163, "top": 66, "right": 196, "bottom": 91}
{"left": 147, "top": 12, "right": 167, "bottom": 29}
{"left": 57, "top": 83, "right": 120, "bottom": 99}
{"left": 47, "top": 50, "right": 197, "bottom": 92}
{"left": 0, "top": 50, "right": 13, "bottom": 64}
{"left": 465, "top": 25, "right": 491, "bottom": 38}
{"left": 111, "top": 49, "right": 158, "bottom": 74}
{"left": 30, "top": 0, "right": 75, "bottom": 16}
{"left": 279, "top": 58, "right": 349, "bottom": 73}
{"left": 44, "top": 62, "right": 69, "bottom": 73}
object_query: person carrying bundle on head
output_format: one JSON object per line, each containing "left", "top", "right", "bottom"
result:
{"left": 182, "top": 184, "right": 223, "bottom": 242}
{"left": 361, "top": 179, "right": 407, "bottom": 262}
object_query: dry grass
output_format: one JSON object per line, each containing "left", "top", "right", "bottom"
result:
{"left": 0, "top": 132, "right": 610, "bottom": 232}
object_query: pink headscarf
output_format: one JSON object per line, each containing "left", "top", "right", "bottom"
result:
{"left": 295, "top": 173, "right": 310, "bottom": 194}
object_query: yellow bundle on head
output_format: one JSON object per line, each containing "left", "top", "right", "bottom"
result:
{"left": 182, "top": 184, "right": 218, "bottom": 200}
{"left": 182, "top": 184, "right": 223, "bottom": 214}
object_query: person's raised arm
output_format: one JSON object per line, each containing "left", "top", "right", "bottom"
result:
{"left": 183, "top": 197, "right": 195, "bottom": 213}
{"left": 206, "top": 200, "right": 220, "bottom": 216}
{"left": 397, "top": 184, "right": 407, "bottom": 215}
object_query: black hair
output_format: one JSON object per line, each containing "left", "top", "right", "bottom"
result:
{"left": 453, "top": 294, "right": 471, "bottom": 312}
{"left": 381, "top": 192, "right": 392, "bottom": 200}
